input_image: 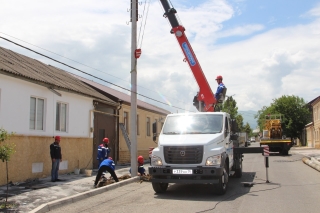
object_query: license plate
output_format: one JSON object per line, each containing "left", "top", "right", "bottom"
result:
{"left": 172, "top": 169, "right": 193, "bottom": 175}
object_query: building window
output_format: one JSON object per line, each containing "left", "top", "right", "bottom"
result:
{"left": 137, "top": 114, "right": 139, "bottom": 135}
{"left": 124, "top": 111, "right": 129, "bottom": 133}
{"left": 30, "top": 97, "right": 45, "bottom": 130}
{"left": 146, "top": 117, "right": 150, "bottom": 136}
{"left": 155, "top": 119, "right": 158, "bottom": 134}
{"left": 56, "top": 102, "right": 68, "bottom": 132}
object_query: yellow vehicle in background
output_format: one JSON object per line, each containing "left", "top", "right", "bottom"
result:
{"left": 260, "top": 114, "right": 292, "bottom": 155}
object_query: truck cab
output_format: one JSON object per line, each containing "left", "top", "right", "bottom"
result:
{"left": 149, "top": 112, "right": 238, "bottom": 195}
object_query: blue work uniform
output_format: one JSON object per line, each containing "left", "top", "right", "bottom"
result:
{"left": 99, "top": 159, "right": 115, "bottom": 170}
{"left": 94, "top": 159, "right": 118, "bottom": 186}
{"left": 129, "top": 164, "right": 146, "bottom": 176}
{"left": 215, "top": 82, "right": 225, "bottom": 100}
{"left": 97, "top": 144, "right": 110, "bottom": 165}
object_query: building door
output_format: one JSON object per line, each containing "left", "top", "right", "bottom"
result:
{"left": 93, "top": 110, "right": 116, "bottom": 169}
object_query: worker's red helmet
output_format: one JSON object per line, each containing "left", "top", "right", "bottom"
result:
{"left": 137, "top": 156, "right": 144, "bottom": 164}
{"left": 103, "top": 138, "right": 109, "bottom": 144}
{"left": 215, "top": 75, "right": 223, "bottom": 80}
{"left": 108, "top": 157, "right": 113, "bottom": 160}
{"left": 55, "top": 136, "right": 61, "bottom": 141}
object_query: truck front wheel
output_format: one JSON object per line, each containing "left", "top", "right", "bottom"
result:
{"left": 152, "top": 182, "right": 168, "bottom": 193}
{"left": 215, "top": 163, "right": 228, "bottom": 195}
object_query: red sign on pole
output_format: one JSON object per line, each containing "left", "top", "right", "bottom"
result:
{"left": 135, "top": 49, "right": 142, "bottom": 59}
{"left": 261, "top": 145, "right": 269, "bottom": 156}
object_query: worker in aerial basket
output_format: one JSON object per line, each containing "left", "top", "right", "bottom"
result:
{"left": 94, "top": 157, "right": 119, "bottom": 188}
{"left": 97, "top": 138, "right": 110, "bottom": 166}
{"left": 129, "top": 155, "right": 146, "bottom": 176}
{"left": 215, "top": 75, "right": 226, "bottom": 102}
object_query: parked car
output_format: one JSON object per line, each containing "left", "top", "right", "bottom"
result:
{"left": 250, "top": 137, "right": 255, "bottom": 142}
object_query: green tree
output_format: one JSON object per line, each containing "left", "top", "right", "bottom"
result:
{"left": 221, "top": 96, "right": 238, "bottom": 119}
{"left": 243, "top": 122, "right": 252, "bottom": 136}
{"left": 255, "top": 95, "right": 311, "bottom": 140}
{"left": 272, "top": 95, "right": 311, "bottom": 139}
{"left": 221, "top": 96, "right": 248, "bottom": 132}
{"left": 255, "top": 105, "right": 277, "bottom": 132}
{"left": 0, "top": 128, "right": 15, "bottom": 208}
{"left": 235, "top": 114, "right": 244, "bottom": 132}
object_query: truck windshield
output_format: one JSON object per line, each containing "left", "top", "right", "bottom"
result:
{"left": 162, "top": 114, "right": 223, "bottom": 134}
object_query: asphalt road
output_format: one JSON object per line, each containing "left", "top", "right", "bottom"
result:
{"left": 51, "top": 143, "right": 320, "bottom": 213}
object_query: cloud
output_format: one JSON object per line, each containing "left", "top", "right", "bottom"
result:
{"left": 216, "top": 24, "right": 264, "bottom": 38}
{"left": 1, "top": 0, "right": 320, "bottom": 113}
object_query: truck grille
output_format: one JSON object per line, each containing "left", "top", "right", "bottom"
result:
{"left": 164, "top": 146, "right": 203, "bottom": 164}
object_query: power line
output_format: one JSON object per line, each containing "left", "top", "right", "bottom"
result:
{"left": 0, "top": 32, "right": 190, "bottom": 106}
{"left": 0, "top": 36, "right": 195, "bottom": 113}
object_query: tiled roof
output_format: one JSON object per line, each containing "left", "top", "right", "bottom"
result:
{"left": 308, "top": 96, "right": 320, "bottom": 106}
{"left": 0, "top": 46, "right": 116, "bottom": 105}
{"left": 71, "top": 73, "right": 171, "bottom": 115}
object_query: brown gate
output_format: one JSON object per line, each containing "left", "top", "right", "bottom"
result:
{"left": 93, "top": 110, "right": 116, "bottom": 169}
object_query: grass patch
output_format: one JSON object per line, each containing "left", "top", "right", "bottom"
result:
{"left": 0, "top": 201, "right": 19, "bottom": 209}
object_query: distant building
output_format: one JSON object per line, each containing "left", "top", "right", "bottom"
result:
{"left": 305, "top": 96, "right": 320, "bottom": 148}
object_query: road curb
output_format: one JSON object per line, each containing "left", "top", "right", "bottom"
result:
{"left": 29, "top": 176, "right": 140, "bottom": 213}
{"left": 302, "top": 157, "right": 320, "bottom": 172}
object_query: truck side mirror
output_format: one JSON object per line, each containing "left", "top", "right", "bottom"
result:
{"left": 152, "top": 122, "right": 157, "bottom": 142}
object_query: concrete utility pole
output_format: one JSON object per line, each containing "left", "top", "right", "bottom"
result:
{"left": 130, "top": 0, "right": 138, "bottom": 177}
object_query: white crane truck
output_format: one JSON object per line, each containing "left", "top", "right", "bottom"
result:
{"left": 148, "top": 0, "right": 263, "bottom": 195}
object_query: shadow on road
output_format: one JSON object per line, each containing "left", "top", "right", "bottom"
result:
{"left": 153, "top": 172, "right": 257, "bottom": 202}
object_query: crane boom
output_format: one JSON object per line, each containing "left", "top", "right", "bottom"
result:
{"left": 159, "top": 0, "right": 217, "bottom": 112}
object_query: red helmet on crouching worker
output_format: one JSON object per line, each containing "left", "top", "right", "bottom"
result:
{"left": 137, "top": 156, "right": 144, "bottom": 164}
{"left": 103, "top": 138, "right": 109, "bottom": 144}
{"left": 108, "top": 157, "right": 113, "bottom": 161}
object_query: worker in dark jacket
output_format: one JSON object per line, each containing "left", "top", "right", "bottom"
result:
{"left": 94, "top": 157, "right": 119, "bottom": 188}
{"left": 50, "top": 136, "right": 62, "bottom": 182}
{"left": 97, "top": 138, "right": 111, "bottom": 166}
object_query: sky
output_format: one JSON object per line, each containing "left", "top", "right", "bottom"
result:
{"left": 1, "top": 0, "right": 320, "bottom": 122}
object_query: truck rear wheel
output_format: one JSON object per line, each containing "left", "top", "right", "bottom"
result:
{"left": 282, "top": 149, "right": 289, "bottom": 155}
{"left": 215, "top": 163, "right": 228, "bottom": 195}
{"left": 152, "top": 182, "right": 168, "bottom": 193}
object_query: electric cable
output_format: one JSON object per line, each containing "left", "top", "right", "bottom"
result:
{"left": 0, "top": 36, "right": 195, "bottom": 112}
{"left": 0, "top": 31, "right": 190, "bottom": 106}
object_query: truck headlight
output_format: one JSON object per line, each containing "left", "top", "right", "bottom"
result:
{"left": 151, "top": 155, "right": 163, "bottom": 166}
{"left": 205, "top": 155, "right": 221, "bottom": 166}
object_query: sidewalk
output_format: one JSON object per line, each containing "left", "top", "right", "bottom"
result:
{"left": 0, "top": 165, "right": 140, "bottom": 213}
{"left": 290, "top": 146, "right": 320, "bottom": 172}
{"left": 290, "top": 146, "right": 320, "bottom": 160}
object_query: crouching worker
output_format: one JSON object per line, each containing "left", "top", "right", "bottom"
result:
{"left": 94, "top": 157, "right": 119, "bottom": 188}
{"left": 130, "top": 155, "right": 146, "bottom": 176}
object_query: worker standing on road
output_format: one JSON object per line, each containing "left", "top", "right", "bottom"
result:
{"left": 50, "top": 136, "right": 62, "bottom": 182}
{"left": 215, "top": 75, "right": 226, "bottom": 101}
{"left": 130, "top": 156, "right": 146, "bottom": 176}
{"left": 94, "top": 157, "right": 119, "bottom": 188}
{"left": 97, "top": 138, "right": 110, "bottom": 166}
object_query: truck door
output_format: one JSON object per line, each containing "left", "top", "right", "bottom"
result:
{"left": 225, "top": 117, "right": 233, "bottom": 168}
